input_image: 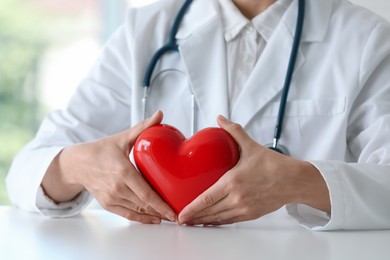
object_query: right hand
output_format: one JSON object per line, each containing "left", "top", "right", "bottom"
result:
{"left": 43, "top": 111, "right": 176, "bottom": 224}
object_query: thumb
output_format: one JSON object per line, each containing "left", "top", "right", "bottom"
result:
{"left": 217, "top": 115, "right": 253, "bottom": 149}
{"left": 120, "top": 110, "right": 163, "bottom": 146}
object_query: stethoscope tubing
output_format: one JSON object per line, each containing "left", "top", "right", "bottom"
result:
{"left": 272, "top": 0, "right": 305, "bottom": 152}
{"left": 142, "top": 0, "right": 193, "bottom": 88}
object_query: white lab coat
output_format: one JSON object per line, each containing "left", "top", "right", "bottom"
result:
{"left": 7, "top": 0, "right": 390, "bottom": 230}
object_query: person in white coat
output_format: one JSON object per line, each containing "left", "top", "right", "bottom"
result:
{"left": 6, "top": 0, "right": 390, "bottom": 230}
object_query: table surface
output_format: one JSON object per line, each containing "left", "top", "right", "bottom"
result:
{"left": 1, "top": 206, "right": 389, "bottom": 260}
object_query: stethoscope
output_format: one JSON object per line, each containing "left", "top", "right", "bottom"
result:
{"left": 142, "top": 0, "right": 305, "bottom": 156}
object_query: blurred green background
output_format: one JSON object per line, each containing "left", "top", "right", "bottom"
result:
{"left": 0, "top": 0, "right": 48, "bottom": 204}
{"left": 0, "top": 0, "right": 127, "bottom": 205}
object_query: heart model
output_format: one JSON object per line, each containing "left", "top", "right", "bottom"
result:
{"left": 134, "top": 124, "right": 240, "bottom": 214}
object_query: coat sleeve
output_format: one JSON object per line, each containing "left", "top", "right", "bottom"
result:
{"left": 6, "top": 21, "right": 134, "bottom": 217}
{"left": 287, "top": 20, "right": 390, "bottom": 230}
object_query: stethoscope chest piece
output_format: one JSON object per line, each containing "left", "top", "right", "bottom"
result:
{"left": 265, "top": 143, "right": 290, "bottom": 156}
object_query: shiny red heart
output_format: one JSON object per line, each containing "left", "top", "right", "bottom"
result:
{"left": 134, "top": 124, "right": 240, "bottom": 214}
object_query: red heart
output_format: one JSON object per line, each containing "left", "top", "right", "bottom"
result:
{"left": 134, "top": 124, "right": 240, "bottom": 214}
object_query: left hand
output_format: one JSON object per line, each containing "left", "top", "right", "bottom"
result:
{"left": 178, "top": 116, "right": 330, "bottom": 226}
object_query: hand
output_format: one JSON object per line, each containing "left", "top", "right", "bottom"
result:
{"left": 178, "top": 116, "right": 330, "bottom": 226}
{"left": 43, "top": 111, "right": 176, "bottom": 224}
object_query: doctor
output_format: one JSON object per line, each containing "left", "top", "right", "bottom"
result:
{"left": 7, "top": 0, "right": 390, "bottom": 230}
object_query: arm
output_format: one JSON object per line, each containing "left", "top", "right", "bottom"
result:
{"left": 292, "top": 20, "right": 390, "bottom": 231}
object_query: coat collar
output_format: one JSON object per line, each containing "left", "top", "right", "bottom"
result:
{"left": 175, "top": 0, "right": 220, "bottom": 40}
{"left": 175, "top": 0, "right": 334, "bottom": 42}
{"left": 174, "top": 0, "right": 334, "bottom": 128}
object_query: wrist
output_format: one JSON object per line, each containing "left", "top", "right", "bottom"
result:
{"left": 58, "top": 146, "right": 83, "bottom": 187}
{"left": 285, "top": 160, "right": 331, "bottom": 213}
{"left": 42, "top": 147, "right": 84, "bottom": 203}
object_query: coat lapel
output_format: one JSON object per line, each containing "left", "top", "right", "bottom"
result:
{"left": 230, "top": 23, "right": 304, "bottom": 127}
{"left": 231, "top": 0, "right": 333, "bottom": 127}
{"left": 174, "top": 0, "right": 333, "bottom": 129}
{"left": 176, "top": 0, "right": 229, "bottom": 128}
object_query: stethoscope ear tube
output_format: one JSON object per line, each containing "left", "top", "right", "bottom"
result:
{"left": 142, "top": 0, "right": 194, "bottom": 89}
{"left": 142, "top": 0, "right": 194, "bottom": 121}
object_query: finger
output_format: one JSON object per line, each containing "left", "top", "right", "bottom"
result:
{"left": 178, "top": 180, "right": 229, "bottom": 224}
{"left": 98, "top": 185, "right": 165, "bottom": 219}
{"left": 117, "top": 197, "right": 164, "bottom": 218}
{"left": 183, "top": 193, "right": 237, "bottom": 225}
{"left": 117, "top": 110, "right": 164, "bottom": 147}
{"left": 116, "top": 183, "right": 149, "bottom": 208}
{"left": 217, "top": 115, "right": 253, "bottom": 149}
{"left": 126, "top": 164, "right": 176, "bottom": 221}
{"left": 97, "top": 170, "right": 169, "bottom": 220}
{"left": 186, "top": 208, "right": 240, "bottom": 226}
{"left": 104, "top": 205, "right": 162, "bottom": 224}
{"left": 206, "top": 214, "right": 256, "bottom": 226}
{"left": 184, "top": 192, "right": 230, "bottom": 220}
{"left": 128, "top": 110, "right": 163, "bottom": 140}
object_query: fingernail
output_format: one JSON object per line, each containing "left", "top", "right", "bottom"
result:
{"left": 217, "top": 115, "right": 230, "bottom": 125}
{"left": 178, "top": 215, "right": 189, "bottom": 224}
{"left": 218, "top": 115, "right": 230, "bottom": 123}
{"left": 165, "top": 213, "right": 176, "bottom": 222}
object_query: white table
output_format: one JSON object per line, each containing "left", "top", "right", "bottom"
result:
{"left": 1, "top": 206, "right": 389, "bottom": 260}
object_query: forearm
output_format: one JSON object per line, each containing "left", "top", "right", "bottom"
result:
{"left": 42, "top": 149, "right": 84, "bottom": 203}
